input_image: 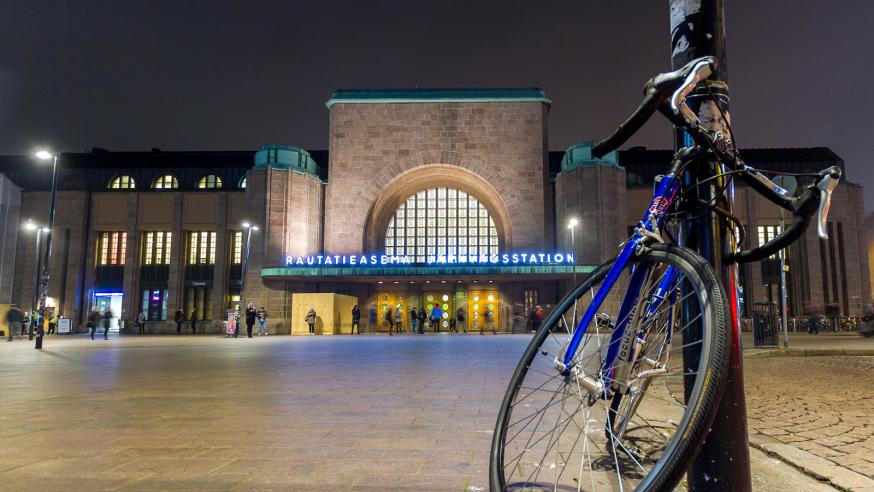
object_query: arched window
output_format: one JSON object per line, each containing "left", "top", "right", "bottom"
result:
{"left": 151, "top": 175, "right": 178, "bottom": 189}
{"left": 385, "top": 187, "right": 499, "bottom": 263}
{"left": 238, "top": 176, "right": 247, "bottom": 189}
{"left": 197, "top": 174, "right": 222, "bottom": 189}
{"left": 109, "top": 175, "right": 135, "bottom": 189}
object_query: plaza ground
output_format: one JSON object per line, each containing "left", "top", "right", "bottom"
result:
{"left": 1, "top": 332, "right": 871, "bottom": 491}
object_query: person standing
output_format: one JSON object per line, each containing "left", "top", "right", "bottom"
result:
{"left": 305, "top": 308, "right": 316, "bottom": 334}
{"left": 190, "top": 309, "right": 198, "bottom": 334}
{"left": 393, "top": 307, "right": 403, "bottom": 334}
{"left": 88, "top": 309, "right": 101, "bottom": 340}
{"left": 5, "top": 304, "right": 23, "bottom": 342}
{"left": 245, "top": 303, "right": 257, "bottom": 338}
{"left": 48, "top": 311, "right": 59, "bottom": 335}
{"left": 456, "top": 307, "right": 467, "bottom": 333}
{"left": 257, "top": 306, "right": 268, "bottom": 336}
{"left": 351, "top": 305, "right": 360, "bottom": 334}
{"left": 430, "top": 303, "right": 443, "bottom": 333}
{"left": 21, "top": 313, "right": 29, "bottom": 336}
{"left": 174, "top": 307, "right": 184, "bottom": 335}
{"left": 385, "top": 307, "right": 394, "bottom": 336}
{"left": 137, "top": 311, "right": 147, "bottom": 335}
{"left": 410, "top": 307, "right": 418, "bottom": 334}
{"left": 417, "top": 307, "right": 427, "bottom": 334}
{"left": 530, "top": 305, "right": 544, "bottom": 333}
{"left": 368, "top": 307, "right": 377, "bottom": 332}
{"left": 101, "top": 309, "right": 112, "bottom": 340}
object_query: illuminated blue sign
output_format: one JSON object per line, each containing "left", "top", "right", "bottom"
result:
{"left": 284, "top": 252, "right": 574, "bottom": 267}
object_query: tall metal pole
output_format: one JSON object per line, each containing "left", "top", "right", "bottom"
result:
{"left": 35, "top": 153, "right": 59, "bottom": 350}
{"left": 238, "top": 224, "right": 256, "bottom": 338}
{"left": 29, "top": 229, "right": 43, "bottom": 340}
{"left": 670, "top": 1, "right": 752, "bottom": 490}
{"left": 779, "top": 208, "right": 789, "bottom": 347}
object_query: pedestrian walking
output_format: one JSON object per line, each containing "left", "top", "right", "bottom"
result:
{"left": 87, "top": 309, "right": 101, "bottom": 340}
{"left": 351, "top": 305, "right": 360, "bottom": 334}
{"left": 48, "top": 312, "right": 59, "bottom": 335}
{"left": 101, "top": 309, "right": 112, "bottom": 340}
{"left": 190, "top": 309, "right": 198, "bottom": 334}
{"left": 174, "top": 307, "right": 184, "bottom": 335}
{"left": 394, "top": 307, "right": 403, "bottom": 334}
{"left": 482, "top": 310, "right": 496, "bottom": 335}
{"left": 530, "top": 305, "right": 544, "bottom": 333}
{"left": 257, "top": 306, "right": 268, "bottom": 336}
{"left": 456, "top": 307, "right": 467, "bottom": 333}
{"left": 368, "top": 307, "right": 377, "bottom": 332}
{"left": 5, "top": 304, "right": 23, "bottom": 342}
{"left": 417, "top": 307, "right": 427, "bottom": 334}
{"left": 430, "top": 303, "right": 443, "bottom": 333}
{"left": 245, "top": 303, "right": 257, "bottom": 338}
{"left": 449, "top": 317, "right": 457, "bottom": 333}
{"left": 410, "top": 307, "right": 418, "bottom": 334}
{"left": 21, "top": 313, "right": 29, "bottom": 336}
{"left": 137, "top": 311, "right": 147, "bottom": 334}
{"left": 385, "top": 307, "right": 394, "bottom": 336}
{"left": 305, "top": 308, "right": 316, "bottom": 334}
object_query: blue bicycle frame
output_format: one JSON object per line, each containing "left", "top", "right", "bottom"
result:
{"left": 560, "top": 171, "right": 684, "bottom": 388}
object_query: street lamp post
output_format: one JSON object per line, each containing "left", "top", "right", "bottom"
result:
{"left": 238, "top": 222, "right": 259, "bottom": 337}
{"left": 567, "top": 218, "right": 578, "bottom": 285}
{"left": 34, "top": 150, "right": 60, "bottom": 350}
{"left": 23, "top": 220, "right": 48, "bottom": 340}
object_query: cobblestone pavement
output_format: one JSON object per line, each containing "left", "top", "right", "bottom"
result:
{"left": 746, "top": 352, "right": 874, "bottom": 490}
{"left": 0, "top": 334, "right": 849, "bottom": 491}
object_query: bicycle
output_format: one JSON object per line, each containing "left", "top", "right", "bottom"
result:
{"left": 490, "top": 56, "right": 842, "bottom": 491}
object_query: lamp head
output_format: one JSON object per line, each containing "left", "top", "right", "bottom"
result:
{"left": 242, "top": 222, "right": 250, "bottom": 229}
{"left": 567, "top": 218, "right": 578, "bottom": 229}
{"left": 24, "top": 220, "right": 37, "bottom": 231}
{"left": 35, "top": 150, "right": 54, "bottom": 160}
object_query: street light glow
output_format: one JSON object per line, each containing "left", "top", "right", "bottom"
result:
{"left": 251, "top": 226, "right": 259, "bottom": 231}
{"left": 567, "top": 218, "right": 578, "bottom": 229}
{"left": 35, "top": 150, "right": 54, "bottom": 160}
{"left": 242, "top": 222, "right": 250, "bottom": 228}
{"left": 24, "top": 220, "right": 37, "bottom": 231}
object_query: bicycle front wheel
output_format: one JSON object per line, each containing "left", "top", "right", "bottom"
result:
{"left": 490, "top": 244, "right": 730, "bottom": 491}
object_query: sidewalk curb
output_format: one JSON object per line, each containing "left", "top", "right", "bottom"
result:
{"left": 745, "top": 348, "right": 874, "bottom": 359}
{"left": 750, "top": 435, "right": 874, "bottom": 491}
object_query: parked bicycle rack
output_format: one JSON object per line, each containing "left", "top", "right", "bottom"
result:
{"left": 753, "top": 302, "right": 780, "bottom": 347}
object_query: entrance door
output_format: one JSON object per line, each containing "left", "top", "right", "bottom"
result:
{"left": 423, "top": 292, "right": 453, "bottom": 332}
{"left": 93, "top": 293, "right": 123, "bottom": 332}
{"left": 469, "top": 290, "right": 499, "bottom": 332}
{"left": 142, "top": 289, "right": 169, "bottom": 321}
{"left": 378, "top": 291, "right": 407, "bottom": 332}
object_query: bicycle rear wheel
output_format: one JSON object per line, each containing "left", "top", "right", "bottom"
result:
{"left": 490, "top": 244, "right": 730, "bottom": 491}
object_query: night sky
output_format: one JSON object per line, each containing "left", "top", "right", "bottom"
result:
{"left": 2, "top": 1, "right": 872, "bottom": 208}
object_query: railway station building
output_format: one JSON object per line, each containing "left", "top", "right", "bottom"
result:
{"left": 0, "top": 88, "right": 869, "bottom": 334}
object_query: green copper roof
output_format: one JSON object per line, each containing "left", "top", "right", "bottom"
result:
{"left": 325, "top": 88, "right": 551, "bottom": 108}
{"left": 254, "top": 144, "right": 320, "bottom": 177}
{"left": 262, "top": 264, "right": 593, "bottom": 278}
{"left": 560, "top": 140, "right": 622, "bottom": 171}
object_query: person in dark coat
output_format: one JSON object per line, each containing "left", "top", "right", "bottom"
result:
{"left": 101, "top": 309, "right": 112, "bottom": 340}
{"left": 351, "top": 305, "right": 360, "bottom": 334}
{"left": 410, "top": 308, "right": 418, "bottom": 334}
{"left": 385, "top": 307, "right": 394, "bottom": 336}
{"left": 245, "top": 303, "right": 257, "bottom": 338}
{"left": 417, "top": 307, "right": 427, "bottom": 334}
{"left": 87, "top": 309, "right": 101, "bottom": 340}
{"left": 5, "top": 304, "right": 23, "bottom": 342}
{"left": 174, "top": 307, "right": 184, "bottom": 334}
{"left": 190, "top": 309, "right": 198, "bottom": 334}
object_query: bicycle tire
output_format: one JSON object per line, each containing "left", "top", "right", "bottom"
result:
{"left": 490, "top": 244, "right": 730, "bottom": 491}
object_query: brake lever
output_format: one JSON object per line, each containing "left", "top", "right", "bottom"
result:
{"left": 815, "top": 166, "right": 842, "bottom": 239}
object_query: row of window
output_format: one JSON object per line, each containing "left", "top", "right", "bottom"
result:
{"left": 109, "top": 175, "right": 247, "bottom": 190}
{"left": 97, "top": 231, "right": 245, "bottom": 266}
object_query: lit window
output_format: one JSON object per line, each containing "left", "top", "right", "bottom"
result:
{"left": 187, "top": 231, "right": 217, "bottom": 264}
{"left": 757, "top": 225, "right": 783, "bottom": 259}
{"left": 97, "top": 231, "right": 127, "bottom": 265}
{"left": 238, "top": 176, "right": 247, "bottom": 189}
{"left": 151, "top": 175, "right": 179, "bottom": 189}
{"left": 232, "top": 231, "right": 243, "bottom": 264}
{"left": 142, "top": 232, "right": 172, "bottom": 265}
{"left": 385, "top": 187, "right": 499, "bottom": 263}
{"left": 109, "top": 175, "right": 136, "bottom": 189}
{"left": 197, "top": 174, "right": 223, "bottom": 189}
